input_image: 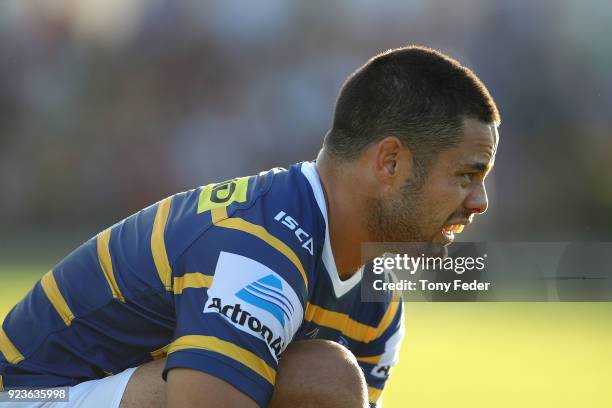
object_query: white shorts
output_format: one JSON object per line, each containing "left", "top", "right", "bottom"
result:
{"left": 0, "top": 367, "right": 136, "bottom": 408}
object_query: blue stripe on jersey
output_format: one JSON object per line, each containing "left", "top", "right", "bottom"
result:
{"left": 2, "top": 279, "right": 72, "bottom": 359}
{"left": 52, "top": 237, "right": 118, "bottom": 313}
{"left": 162, "top": 189, "right": 203, "bottom": 267}
{"left": 108, "top": 201, "right": 169, "bottom": 295}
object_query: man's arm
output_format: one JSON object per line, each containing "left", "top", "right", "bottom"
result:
{"left": 120, "top": 340, "right": 368, "bottom": 408}
{"left": 118, "top": 358, "right": 259, "bottom": 408}
{"left": 163, "top": 221, "right": 310, "bottom": 407}
{"left": 166, "top": 368, "right": 258, "bottom": 408}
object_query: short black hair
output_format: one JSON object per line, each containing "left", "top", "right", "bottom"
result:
{"left": 324, "top": 46, "right": 500, "bottom": 168}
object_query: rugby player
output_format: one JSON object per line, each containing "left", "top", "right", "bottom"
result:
{"left": 0, "top": 46, "right": 499, "bottom": 408}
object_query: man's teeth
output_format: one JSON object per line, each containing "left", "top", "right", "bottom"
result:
{"left": 444, "top": 224, "right": 464, "bottom": 234}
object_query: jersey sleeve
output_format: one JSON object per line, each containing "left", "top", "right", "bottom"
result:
{"left": 355, "top": 299, "right": 405, "bottom": 408}
{"left": 163, "top": 205, "right": 312, "bottom": 408}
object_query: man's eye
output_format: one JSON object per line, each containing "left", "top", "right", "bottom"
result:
{"left": 461, "top": 173, "right": 474, "bottom": 183}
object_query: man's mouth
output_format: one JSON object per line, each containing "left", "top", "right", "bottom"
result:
{"left": 441, "top": 224, "right": 465, "bottom": 242}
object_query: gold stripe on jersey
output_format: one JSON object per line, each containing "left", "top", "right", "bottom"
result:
{"left": 41, "top": 270, "right": 74, "bottom": 326}
{"left": 368, "top": 386, "right": 383, "bottom": 404}
{"left": 168, "top": 335, "right": 276, "bottom": 385}
{"left": 150, "top": 343, "right": 170, "bottom": 360}
{"left": 305, "top": 292, "right": 400, "bottom": 344}
{"left": 211, "top": 206, "right": 309, "bottom": 290}
{"left": 0, "top": 327, "right": 24, "bottom": 364}
{"left": 356, "top": 354, "right": 382, "bottom": 365}
{"left": 97, "top": 228, "right": 125, "bottom": 302}
{"left": 151, "top": 196, "right": 173, "bottom": 291}
{"left": 373, "top": 290, "right": 400, "bottom": 340}
{"left": 173, "top": 272, "right": 213, "bottom": 294}
{"left": 0, "top": 374, "right": 4, "bottom": 391}
{"left": 304, "top": 302, "right": 376, "bottom": 343}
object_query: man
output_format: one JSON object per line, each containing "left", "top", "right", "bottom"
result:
{"left": 0, "top": 46, "right": 499, "bottom": 407}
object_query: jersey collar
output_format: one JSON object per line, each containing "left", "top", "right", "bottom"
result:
{"left": 301, "top": 161, "right": 363, "bottom": 298}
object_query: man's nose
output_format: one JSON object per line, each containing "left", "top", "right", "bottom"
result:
{"left": 464, "top": 182, "right": 488, "bottom": 215}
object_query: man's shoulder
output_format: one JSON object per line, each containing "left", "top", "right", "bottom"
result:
{"left": 167, "top": 162, "right": 319, "bottom": 231}
{"left": 161, "top": 163, "right": 317, "bottom": 252}
{"left": 173, "top": 162, "right": 325, "bottom": 296}
{"left": 213, "top": 162, "right": 326, "bottom": 271}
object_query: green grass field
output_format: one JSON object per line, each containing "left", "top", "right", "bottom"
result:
{"left": 2, "top": 265, "right": 611, "bottom": 407}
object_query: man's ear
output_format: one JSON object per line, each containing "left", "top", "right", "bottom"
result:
{"left": 373, "top": 136, "right": 414, "bottom": 189}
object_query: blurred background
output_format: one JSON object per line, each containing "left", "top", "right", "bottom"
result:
{"left": 1, "top": 0, "right": 612, "bottom": 246}
{"left": 1, "top": 1, "right": 611, "bottom": 407}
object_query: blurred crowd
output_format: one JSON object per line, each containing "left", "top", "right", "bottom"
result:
{"left": 1, "top": 0, "right": 611, "bottom": 246}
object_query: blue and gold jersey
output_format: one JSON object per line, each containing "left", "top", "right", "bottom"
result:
{"left": 0, "top": 162, "right": 404, "bottom": 407}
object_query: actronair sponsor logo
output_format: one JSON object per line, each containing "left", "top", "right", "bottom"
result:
{"left": 235, "top": 274, "right": 294, "bottom": 328}
{"left": 204, "top": 251, "right": 304, "bottom": 359}
{"left": 207, "top": 297, "right": 284, "bottom": 357}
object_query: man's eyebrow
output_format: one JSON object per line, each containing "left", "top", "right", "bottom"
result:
{"left": 461, "top": 162, "right": 491, "bottom": 172}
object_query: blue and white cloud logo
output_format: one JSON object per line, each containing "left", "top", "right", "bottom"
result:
{"left": 235, "top": 274, "right": 295, "bottom": 328}
{"left": 204, "top": 251, "right": 304, "bottom": 357}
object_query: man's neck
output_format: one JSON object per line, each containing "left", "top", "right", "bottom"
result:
{"left": 315, "top": 153, "right": 369, "bottom": 280}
